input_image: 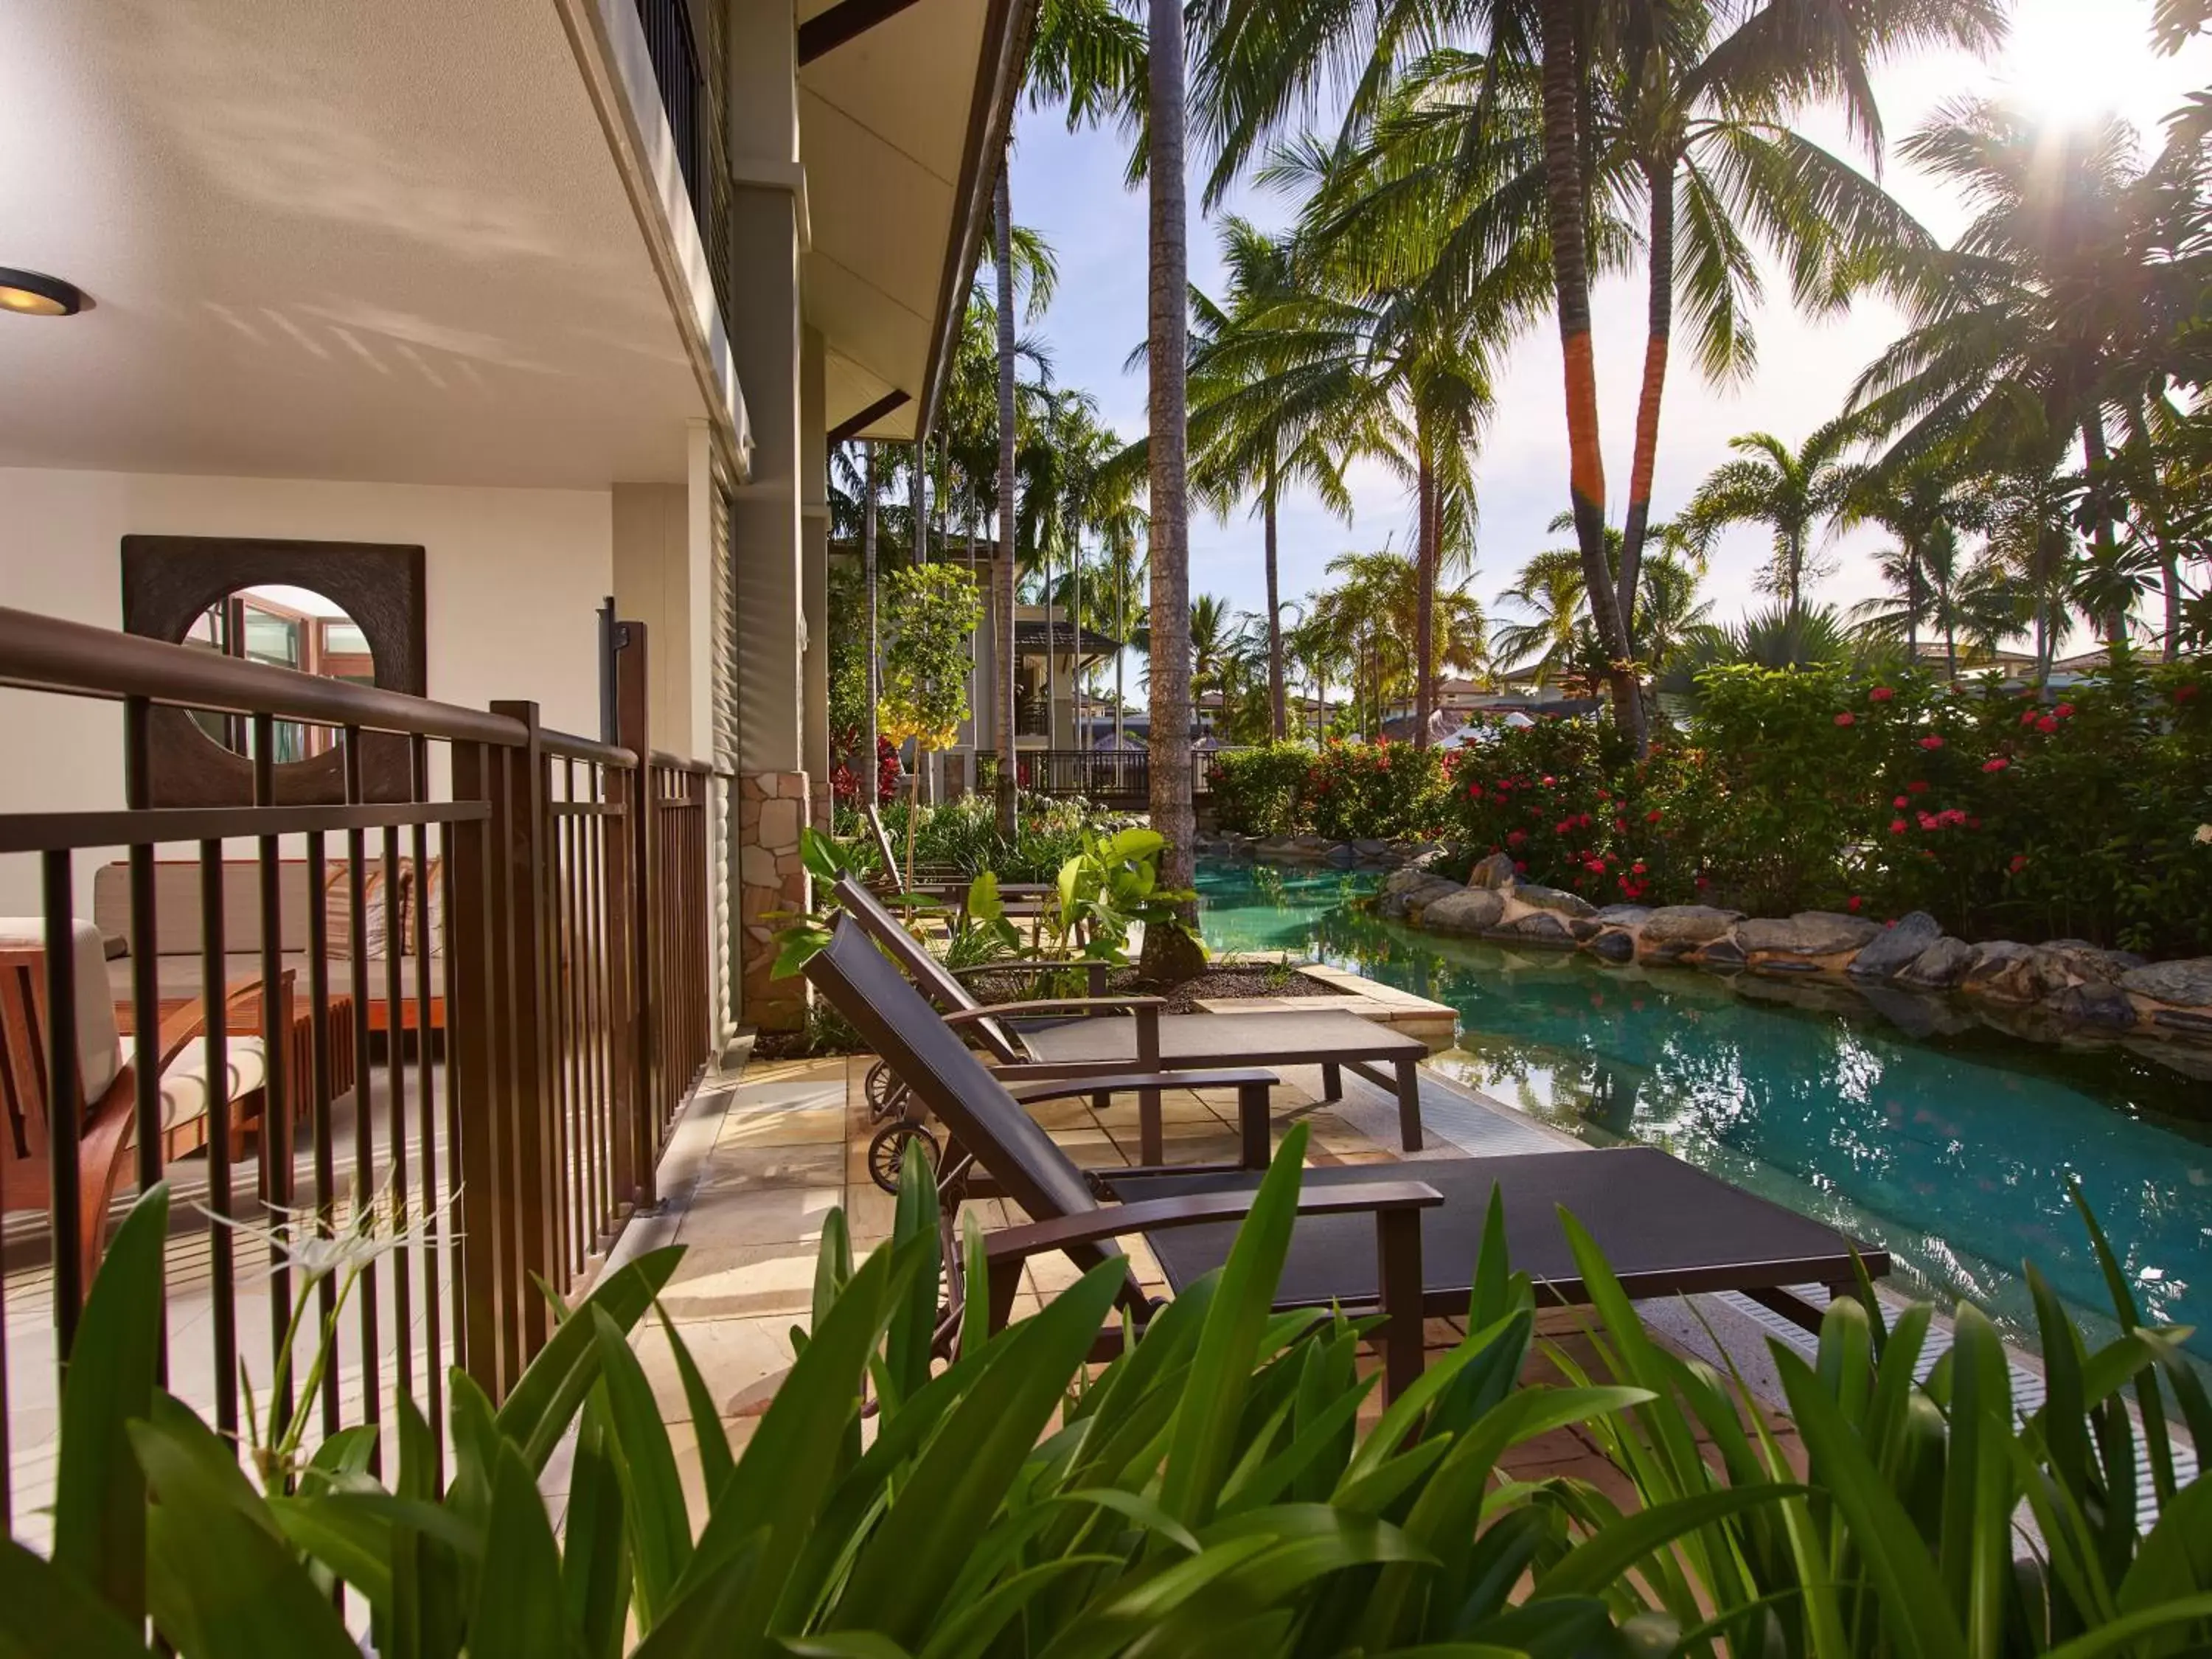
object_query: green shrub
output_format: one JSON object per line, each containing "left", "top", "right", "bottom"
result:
{"left": 1206, "top": 740, "right": 1318, "bottom": 835}
{"left": 1436, "top": 653, "right": 2212, "bottom": 950}
{"left": 1307, "top": 738, "right": 1458, "bottom": 843}
{"left": 18, "top": 1142, "right": 2212, "bottom": 1658}
{"left": 834, "top": 793, "right": 1131, "bottom": 883}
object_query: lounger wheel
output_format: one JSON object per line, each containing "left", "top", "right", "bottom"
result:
{"left": 868, "top": 1121, "right": 940, "bottom": 1194}
{"left": 864, "top": 1060, "right": 903, "bottom": 1121}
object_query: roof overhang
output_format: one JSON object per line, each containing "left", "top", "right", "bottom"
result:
{"left": 797, "top": 0, "right": 1034, "bottom": 445}
{"left": 0, "top": 0, "right": 712, "bottom": 487}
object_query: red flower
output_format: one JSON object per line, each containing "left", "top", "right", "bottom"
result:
{"left": 2054, "top": 703, "right": 2075, "bottom": 717}
{"left": 1645, "top": 808, "right": 1663, "bottom": 824}
{"left": 1632, "top": 860, "right": 1647, "bottom": 874}
{"left": 2008, "top": 853, "right": 2028, "bottom": 874}
{"left": 1613, "top": 816, "right": 1627, "bottom": 832}
{"left": 1506, "top": 829, "right": 1527, "bottom": 847}
{"left": 1695, "top": 874, "right": 1711, "bottom": 888}
{"left": 1981, "top": 757, "right": 2009, "bottom": 773}
{"left": 1556, "top": 820, "right": 1573, "bottom": 835}
{"left": 1576, "top": 813, "right": 1593, "bottom": 829}
{"left": 1918, "top": 734, "right": 1944, "bottom": 750}
{"left": 1907, "top": 780, "right": 1930, "bottom": 794}
{"left": 1846, "top": 895, "right": 1862, "bottom": 912}
{"left": 1540, "top": 775, "right": 1557, "bottom": 787}
{"left": 1869, "top": 686, "right": 1895, "bottom": 703}
{"left": 1834, "top": 712, "right": 1857, "bottom": 728}
{"left": 1512, "top": 860, "right": 1528, "bottom": 873}
{"left": 1893, "top": 795, "right": 1910, "bottom": 808}
{"left": 1917, "top": 812, "right": 1938, "bottom": 831}
{"left": 2036, "top": 714, "right": 2059, "bottom": 733}
{"left": 1890, "top": 818, "right": 1908, "bottom": 835}
{"left": 2175, "top": 684, "right": 2199, "bottom": 703}
{"left": 2021, "top": 709, "right": 2039, "bottom": 726}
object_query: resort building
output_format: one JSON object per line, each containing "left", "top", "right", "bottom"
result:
{"left": 2, "top": 0, "right": 1030, "bottom": 1036}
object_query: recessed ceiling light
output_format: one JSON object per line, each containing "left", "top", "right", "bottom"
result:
{"left": 0, "top": 268, "right": 84, "bottom": 316}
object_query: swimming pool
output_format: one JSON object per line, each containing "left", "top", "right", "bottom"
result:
{"left": 1195, "top": 860, "right": 2212, "bottom": 1363}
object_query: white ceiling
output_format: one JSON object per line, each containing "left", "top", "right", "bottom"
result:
{"left": 799, "top": 0, "right": 996, "bottom": 442}
{"left": 0, "top": 0, "right": 706, "bottom": 487}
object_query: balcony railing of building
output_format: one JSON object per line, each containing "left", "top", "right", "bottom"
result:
{"left": 1012, "top": 748, "right": 1237, "bottom": 807}
{"left": 634, "top": 0, "right": 735, "bottom": 331}
{"left": 0, "top": 606, "right": 723, "bottom": 1534}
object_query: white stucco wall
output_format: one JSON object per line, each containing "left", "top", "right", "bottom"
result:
{"left": 0, "top": 467, "right": 614, "bottom": 914}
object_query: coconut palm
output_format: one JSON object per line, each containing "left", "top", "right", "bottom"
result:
{"left": 1287, "top": 606, "right": 1354, "bottom": 742}
{"left": 1188, "top": 219, "right": 1372, "bottom": 740}
{"left": 1680, "top": 418, "right": 1858, "bottom": 612}
{"left": 1837, "top": 456, "right": 1992, "bottom": 672}
{"left": 1850, "top": 100, "right": 2212, "bottom": 642}
{"left": 1598, "top": 0, "right": 2000, "bottom": 640}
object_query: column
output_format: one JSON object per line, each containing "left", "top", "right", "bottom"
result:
{"left": 801, "top": 326, "right": 832, "bottom": 835}
{"left": 726, "top": 0, "right": 809, "bottom": 1031}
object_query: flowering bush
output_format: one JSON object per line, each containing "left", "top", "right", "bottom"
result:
{"left": 1306, "top": 739, "right": 1458, "bottom": 842}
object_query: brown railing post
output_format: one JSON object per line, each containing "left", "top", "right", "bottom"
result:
{"left": 613, "top": 623, "right": 659, "bottom": 1208}
{"left": 448, "top": 737, "right": 507, "bottom": 1396}
{"left": 489, "top": 701, "right": 558, "bottom": 1366}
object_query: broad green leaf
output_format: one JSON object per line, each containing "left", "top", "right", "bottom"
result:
{"left": 883, "top": 1138, "right": 942, "bottom": 1408}
{"left": 588, "top": 1304, "right": 693, "bottom": 1628}
{"left": 563, "top": 1404, "right": 635, "bottom": 1659}
{"left": 2036, "top": 1594, "right": 2212, "bottom": 1659}
{"left": 54, "top": 1182, "right": 167, "bottom": 1625}
{"left": 673, "top": 1241, "right": 912, "bottom": 1650}
{"left": 965, "top": 870, "right": 1004, "bottom": 923}
{"left": 783, "top": 1638, "right": 917, "bottom": 1659}
{"left": 1937, "top": 1305, "right": 2013, "bottom": 1659}
{"left": 469, "top": 1440, "right": 580, "bottom": 1659}
{"left": 1160, "top": 1124, "right": 1311, "bottom": 1528}
{"left": 2070, "top": 1180, "right": 2177, "bottom": 1499}
{"left": 1536, "top": 1484, "right": 1798, "bottom": 1600}
{"left": 139, "top": 1439, "right": 358, "bottom": 1659}
{"left": 655, "top": 1301, "right": 734, "bottom": 1503}
{"left": 0, "top": 1537, "right": 153, "bottom": 1658}
{"left": 497, "top": 1246, "right": 684, "bottom": 1470}
{"left": 918, "top": 1557, "right": 1124, "bottom": 1659}
{"left": 828, "top": 1259, "right": 1125, "bottom": 1644}
{"left": 1775, "top": 1345, "right": 1966, "bottom": 1659}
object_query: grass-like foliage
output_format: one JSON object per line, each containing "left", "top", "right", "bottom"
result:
{"left": 6, "top": 1133, "right": 2209, "bottom": 1656}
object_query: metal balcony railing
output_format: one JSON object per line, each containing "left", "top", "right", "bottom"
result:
{"left": 633, "top": 0, "right": 735, "bottom": 330}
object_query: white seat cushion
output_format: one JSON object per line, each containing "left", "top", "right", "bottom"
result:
{"left": 0, "top": 917, "right": 122, "bottom": 1102}
{"left": 142, "top": 1037, "right": 270, "bottom": 1140}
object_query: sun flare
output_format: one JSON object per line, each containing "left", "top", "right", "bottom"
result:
{"left": 1994, "top": 0, "right": 2146, "bottom": 129}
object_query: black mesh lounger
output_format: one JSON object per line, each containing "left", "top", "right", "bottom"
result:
{"left": 833, "top": 875, "right": 1431, "bottom": 1161}
{"left": 804, "top": 914, "right": 1889, "bottom": 1399}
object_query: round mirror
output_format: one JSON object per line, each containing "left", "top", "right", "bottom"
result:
{"left": 182, "top": 584, "right": 377, "bottom": 762}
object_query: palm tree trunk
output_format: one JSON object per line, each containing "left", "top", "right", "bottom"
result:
{"left": 993, "top": 161, "right": 1019, "bottom": 837}
{"left": 1114, "top": 552, "right": 1127, "bottom": 751}
{"left": 1537, "top": 0, "right": 1644, "bottom": 756}
{"left": 1413, "top": 440, "right": 1436, "bottom": 749}
{"left": 1618, "top": 157, "right": 1674, "bottom": 654}
{"left": 1072, "top": 538, "right": 1085, "bottom": 745}
{"left": 911, "top": 440, "right": 931, "bottom": 803}
{"left": 1906, "top": 546, "right": 1921, "bottom": 665}
{"left": 1044, "top": 516, "right": 1058, "bottom": 752}
{"left": 2081, "top": 414, "right": 2126, "bottom": 644}
{"left": 1141, "top": 0, "right": 1200, "bottom": 979}
{"left": 862, "top": 439, "right": 880, "bottom": 810}
{"left": 1264, "top": 471, "right": 1286, "bottom": 742}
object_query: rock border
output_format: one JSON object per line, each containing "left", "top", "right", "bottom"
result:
{"left": 1375, "top": 852, "right": 2212, "bottom": 1048}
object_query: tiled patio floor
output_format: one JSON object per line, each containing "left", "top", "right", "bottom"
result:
{"left": 622, "top": 1049, "right": 1768, "bottom": 1516}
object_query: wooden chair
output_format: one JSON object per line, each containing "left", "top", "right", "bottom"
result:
{"left": 1, "top": 921, "right": 283, "bottom": 1283}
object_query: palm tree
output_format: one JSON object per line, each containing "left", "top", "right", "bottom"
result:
{"left": 1600, "top": 1, "right": 1999, "bottom": 639}
{"left": 1851, "top": 100, "right": 2212, "bottom": 644}
{"left": 1838, "top": 456, "right": 1990, "bottom": 672}
{"left": 1668, "top": 601, "right": 1868, "bottom": 692}
{"left": 1490, "top": 549, "right": 1587, "bottom": 689}
{"left": 1188, "top": 220, "right": 1368, "bottom": 740}
{"left": 1681, "top": 419, "right": 1858, "bottom": 612}
{"left": 1286, "top": 607, "right": 1352, "bottom": 742}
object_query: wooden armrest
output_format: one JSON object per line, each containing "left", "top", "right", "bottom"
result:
{"left": 942, "top": 996, "right": 1164, "bottom": 1026}
{"left": 982, "top": 1180, "right": 1444, "bottom": 1266}
{"left": 1004, "top": 1068, "right": 1279, "bottom": 1107}
{"left": 146, "top": 970, "right": 293, "bottom": 1071}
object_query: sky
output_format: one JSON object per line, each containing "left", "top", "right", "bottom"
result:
{"left": 1006, "top": 0, "right": 2212, "bottom": 686}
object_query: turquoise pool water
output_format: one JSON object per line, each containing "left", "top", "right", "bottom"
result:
{"left": 1195, "top": 860, "right": 2212, "bottom": 1362}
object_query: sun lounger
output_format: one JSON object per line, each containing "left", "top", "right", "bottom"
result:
{"left": 804, "top": 912, "right": 1891, "bottom": 1398}
{"left": 832, "top": 874, "right": 1431, "bottom": 1162}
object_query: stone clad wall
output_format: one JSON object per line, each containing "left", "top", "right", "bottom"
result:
{"left": 737, "top": 770, "right": 810, "bottom": 1032}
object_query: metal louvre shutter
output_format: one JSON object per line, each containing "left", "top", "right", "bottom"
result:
{"left": 709, "top": 462, "right": 738, "bottom": 1034}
